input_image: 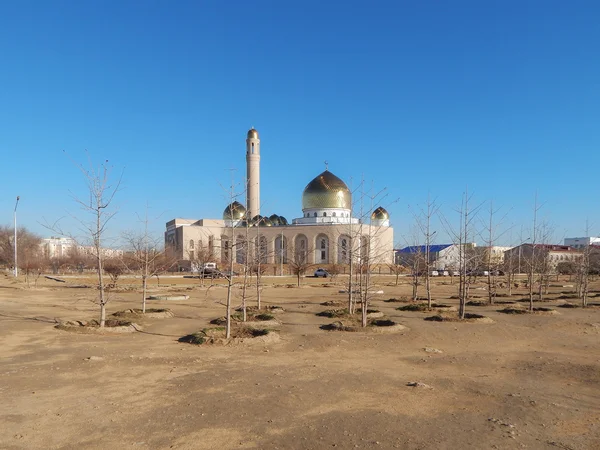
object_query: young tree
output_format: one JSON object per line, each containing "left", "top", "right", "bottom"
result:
{"left": 411, "top": 195, "right": 439, "bottom": 308}
{"left": 441, "top": 188, "right": 483, "bottom": 319}
{"left": 522, "top": 195, "right": 552, "bottom": 311}
{"left": 289, "top": 245, "right": 313, "bottom": 287}
{"left": 124, "top": 218, "right": 176, "bottom": 313}
{"left": 575, "top": 222, "right": 593, "bottom": 307}
{"left": 387, "top": 261, "right": 406, "bottom": 286}
{"left": 353, "top": 181, "right": 392, "bottom": 327}
{"left": 478, "top": 201, "right": 510, "bottom": 305}
{"left": 47, "top": 156, "right": 122, "bottom": 327}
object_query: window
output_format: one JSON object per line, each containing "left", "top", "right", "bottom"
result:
{"left": 323, "top": 212, "right": 327, "bottom": 217}
{"left": 332, "top": 212, "right": 336, "bottom": 217}
{"left": 189, "top": 239, "right": 194, "bottom": 249}
{"left": 313, "top": 212, "right": 317, "bottom": 217}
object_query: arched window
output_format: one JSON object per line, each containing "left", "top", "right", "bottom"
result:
{"left": 295, "top": 234, "right": 308, "bottom": 264}
{"left": 236, "top": 234, "right": 246, "bottom": 264}
{"left": 251, "top": 143, "right": 254, "bottom": 154}
{"left": 275, "top": 235, "right": 287, "bottom": 264}
{"left": 332, "top": 212, "right": 336, "bottom": 217}
{"left": 338, "top": 235, "right": 350, "bottom": 263}
{"left": 189, "top": 239, "right": 194, "bottom": 249}
{"left": 323, "top": 212, "right": 327, "bottom": 217}
{"left": 313, "top": 212, "right": 317, "bottom": 217}
{"left": 316, "top": 234, "right": 329, "bottom": 264}
{"left": 221, "top": 235, "right": 229, "bottom": 262}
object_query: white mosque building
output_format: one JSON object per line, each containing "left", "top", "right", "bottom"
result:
{"left": 164, "top": 128, "right": 394, "bottom": 270}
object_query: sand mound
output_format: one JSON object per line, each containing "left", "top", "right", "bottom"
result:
{"left": 112, "top": 308, "right": 174, "bottom": 319}
{"left": 56, "top": 319, "right": 141, "bottom": 334}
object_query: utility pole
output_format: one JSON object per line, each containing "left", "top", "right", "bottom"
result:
{"left": 14, "top": 196, "right": 20, "bottom": 277}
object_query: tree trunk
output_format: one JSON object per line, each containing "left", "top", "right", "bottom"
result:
{"left": 142, "top": 275, "right": 147, "bottom": 313}
{"left": 425, "top": 271, "right": 431, "bottom": 308}
{"left": 487, "top": 271, "right": 493, "bottom": 305}
{"left": 256, "top": 278, "right": 261, "bottom": 310}
{"left": 97, "top": 247, "right": 106, "bottom": 328}
{"left": 226, "top": 280, "right": 232, "bottom": 339}
{"left": 241, "top": 267, "right": 248, "bottom": 322}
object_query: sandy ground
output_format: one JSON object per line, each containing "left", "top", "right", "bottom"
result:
{"left": 1, "top": 273, "right": 599, "bottom": 450}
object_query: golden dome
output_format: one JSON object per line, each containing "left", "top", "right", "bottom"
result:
{"left": 371, "top": 206, "right": 389, "bottom": 221}
{"left": 302, "top": 170, "right": 352, "bottom": 210}
{"left": 223, "top": 201, "right": 246, "bottom": 221}
{"left": 247, "top": 128, "right": 259, "bottom": 139}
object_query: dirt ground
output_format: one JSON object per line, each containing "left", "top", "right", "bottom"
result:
{"left": 1, "top": 273, "right": 599, "bottom": 450}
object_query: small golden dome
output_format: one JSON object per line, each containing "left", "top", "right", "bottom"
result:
{"left": 302, "top": 170, "right": 352, "bottom": 210}
{"left": 223, "top": 201, "right": 246, "bottom": 221}
{"left": 371, "top": 206, "right": 389, "bottom": 221}
{"left": 247, "top": 128, "right": 259, "bottom": 139}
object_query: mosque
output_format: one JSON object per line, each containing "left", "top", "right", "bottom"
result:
{"left": 164, "top": 128, "right": 394, "bottom": 270}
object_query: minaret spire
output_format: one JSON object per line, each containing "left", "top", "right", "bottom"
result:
{"left": 246, "top": 128, "right": 261, "bottom": 218}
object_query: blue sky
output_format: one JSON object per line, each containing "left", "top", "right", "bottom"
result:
{"left": 1, "top": 1, "right": 598, "bottom": 247}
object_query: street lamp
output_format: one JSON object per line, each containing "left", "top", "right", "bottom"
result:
{"left": 14, "top": 196, "right": 20, "bottom": 277}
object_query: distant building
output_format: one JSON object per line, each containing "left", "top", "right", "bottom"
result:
{"left": 40, "top": 237, "right": 76, "bottom": 259}
{"left": 40, "top": 236, "right": 123, "bottom": 260}
{"left": 474, "top": 246, "right": 513, "bottom": 266}
{"left": 564, "top": 237, "right": 600, "bottom": 249}
{"left": 395, "top": 243, "right": 477, "bottom": 269}
{"left": 504, "top": 244, "right": 581, "bottom": 273}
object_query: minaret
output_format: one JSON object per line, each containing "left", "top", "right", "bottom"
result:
{"left": 246, "top": 128, "right": 260, "bottom": 218}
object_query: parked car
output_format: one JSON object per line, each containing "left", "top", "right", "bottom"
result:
{"left": 314, "top": 268, "right": 329, "bottom": 278}
{"left": 439, "top": 270, "right": 449, "bottom": 276}
{"left": 430, "top": 270, "right": 439, "bottom": 277}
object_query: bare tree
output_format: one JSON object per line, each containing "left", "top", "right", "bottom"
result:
{"left": 103, "top": 257, "right": 124, "bottom": 290}
{"left": 395, "top": 226, "right": 426, "bottom": 301}
{"left": 289, "top": 245, "right": 313, "bottom": 287}
{"left": 478, "top": 201, "right": 510, "bottom": 305}
{"left": 411, "top": 195, "right": 440, "bottom": 308}
{"left": 502, "top": 237, "right": 518, "bottom": 297}
{"left": 526, "top": 195, "right": 541, "bottom": 312}
{"left": 46, "top": 156, "right": 122, "bottom": 327}
{"left": 123, "top": 210, "right": 176, "bottom": 313}
{"left": 0, "top": 225, "right": 42, "bottom": 273}
{"left": 188, "top": 243, "right": 217, "bottom": 286}
{"left": 387, "top": 261, "right": 406, "bottom": 286}
{"left": 353, "top": 180, "right": 392, "bottom": 327}
{"left": 23, "top": 254, "right": 47, "bottom": 288}
{"left": 576, "top": 222, "right": 593, "bottom": 307}
{"left": 441, "top": 188, "right": 483, "bottom": 319}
